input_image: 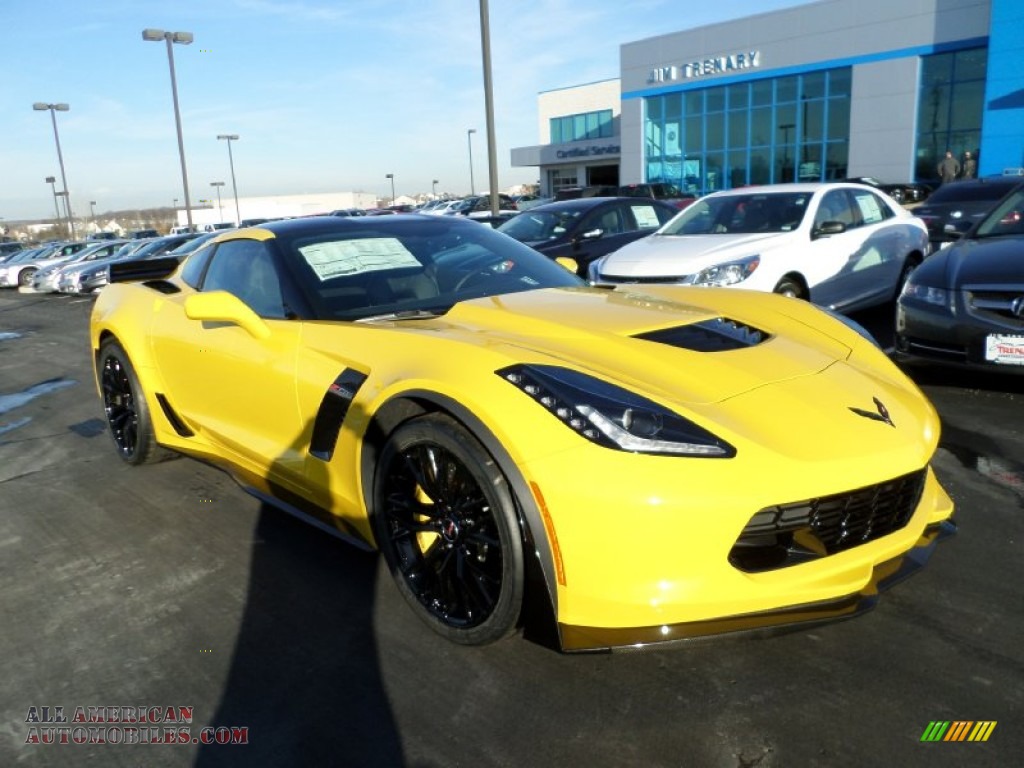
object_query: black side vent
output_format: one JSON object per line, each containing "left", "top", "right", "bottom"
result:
{"left": 635, "top": 317, "right": 769, "bottom": 352}
{"left": 110, "top": 257, "right": 180, "bottom": 284}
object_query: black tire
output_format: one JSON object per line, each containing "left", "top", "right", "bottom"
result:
{"left": 373, "top": 413, "right": 524, "bottom": 645}
{"left": 893, "top": 258, "right": 918, "bottom": 301}
{"left": 773, "top": 276, "right": 806, "bottom": 300}
{"left": 97, "top": 339, "right": 174, "bottom": 465}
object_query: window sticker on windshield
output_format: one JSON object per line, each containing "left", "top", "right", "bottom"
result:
{"left": 631, "top": 205, "right": 661, "bottom": 229}
{"left": 299, "top": 238, "right": 420, "bottom": 281}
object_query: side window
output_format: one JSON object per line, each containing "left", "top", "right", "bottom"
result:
{"left": 201, "top": 239, "right": 288, "bottom": 319}
{"left": 180, "top": 243, "right": 215, "bottom": 288}
{"left": 581, "top": 206, "right": 625, "bottom": 236}
{"left": 625, "top": 203, "right": 672, "bottom": 231}
{"left": 814, "top": 190, "right": 857, "bottom": 229}
{"left": 850, "top": 189, "right": 894, "bottom": 226}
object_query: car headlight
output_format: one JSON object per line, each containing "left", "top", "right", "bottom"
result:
{"left": 693, "top": 255, "right": 760, "bottom": 286}
{"left": 498, "top": 364, "right": 735, "bottom": 457}
{"left": 900, "top": 280, "right": 949, "bottom": 307}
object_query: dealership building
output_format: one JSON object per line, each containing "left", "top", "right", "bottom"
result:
{"left": 511, "top": 0, "right": 1023, "bottom": 198}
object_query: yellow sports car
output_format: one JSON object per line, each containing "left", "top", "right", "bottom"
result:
{"left": 90, "top": 215, "right": 954, "bottom": 652}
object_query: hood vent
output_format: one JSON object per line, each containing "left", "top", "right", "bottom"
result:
{"left": 635, "top": 317, "right": 769, "bottom": 352}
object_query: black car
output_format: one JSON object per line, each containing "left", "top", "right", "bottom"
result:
{"left": 910, "top": 177, "right": 1021, "bottom": 246}
{"left": 496, "top": 196, "right": 679, "bottom": 275}
{"left": 895, "top": 181, "right": 1024, "bottom": 372}
{"left": 841, "top": 177, "right": 933, "bottom": 204}
{"left": 617, "top": 182, "right": 697, "bottom": 209}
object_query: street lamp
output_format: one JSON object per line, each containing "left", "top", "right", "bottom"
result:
{"left": 89, "top": 200, "right": 97, "bottom": 231}
{"left": 45, "top": 176, "right": 61, "bottom": 224}
{"left": 478, "top": 0, "right": 500, "bottom": 216}
{"left": 142, "top": 28, "right": 195, "bottom": 231}
{"left": 467, "top": 129, "right": 477, "bottom": 195}
{"left": 432, "top": 179, "right": 439, "bottom": 198}
{"left": 32, "top": 102, "right": 74, "bottom": 238}
{"left": 385, "top": 173, "right": 395, "bottom": 205}
{"left": 217, "top": 134, "right": 241, "bottom": 226}
{"left": 210, "top": 181, "right": 225, "bottom": 223}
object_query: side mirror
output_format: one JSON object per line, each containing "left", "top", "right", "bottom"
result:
{"left": 812, "top": 221, "right": 846, "bottom": 240}
{"left": 184, "top": 290, "right": 270, "bottom": 340}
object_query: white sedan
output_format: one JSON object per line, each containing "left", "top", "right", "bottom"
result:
{"left": 588, "top": 183, "right": 929, "bottom": 314}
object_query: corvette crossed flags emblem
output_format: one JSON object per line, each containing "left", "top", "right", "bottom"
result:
{"left": 849, "top": 397, "right": 895, "bottom": 427}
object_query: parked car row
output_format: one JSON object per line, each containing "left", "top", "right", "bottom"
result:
{"left": 7, "top": 178, "right": 1022, "bottom": 377}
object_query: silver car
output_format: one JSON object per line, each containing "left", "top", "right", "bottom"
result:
{"left": 29, "top": 241, "right": 128, "bottom": 293}
{"left": 0, "top": 242, "right": 89, "bottom": 288}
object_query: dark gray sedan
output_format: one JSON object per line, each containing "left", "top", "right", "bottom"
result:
{"left": 896, "top": 181, "right": 1024, "bottom": 372}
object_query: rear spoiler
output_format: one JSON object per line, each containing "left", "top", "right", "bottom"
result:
{"left": 109, "top": 257, "right": 180, "bottom": 284}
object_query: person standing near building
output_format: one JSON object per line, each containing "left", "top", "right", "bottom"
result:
{"left": 937, "top": 150, "right": 961, "bottom": 184}
{"left": 962, "top": 150, "right": 977, "bottom": 179}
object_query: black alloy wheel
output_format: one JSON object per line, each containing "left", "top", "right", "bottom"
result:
{"left": 98, "top": 340, "right": 172, "bottom": 465}
{"left": 374, "top": 413, "right": 524, "bottom": 645}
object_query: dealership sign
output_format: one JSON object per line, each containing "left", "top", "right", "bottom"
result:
{"left": 556, "top": 144, "right": 620, "bottom": 159}
{"left": 648, "top": 50, "right": 761, "bottom": 84}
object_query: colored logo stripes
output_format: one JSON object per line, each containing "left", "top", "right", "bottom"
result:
{"left": 920, "top": 721, "right": 997, "bottom": 742}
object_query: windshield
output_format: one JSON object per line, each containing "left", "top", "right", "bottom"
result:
{"left": 498, "top": 209, "right": 582, "bottom": 242}
{"left": 660, "top": 192, "right": 811, "bottom": 235}
{"left": 280, "top": 217, "right": 584, "bottom": 321}
{"left": 973, "top": 186, "right": 1024, "bottom": 239}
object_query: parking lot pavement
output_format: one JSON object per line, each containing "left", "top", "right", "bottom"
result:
{"left": 1, "top": 291, "right": 1022, "bottom": 767}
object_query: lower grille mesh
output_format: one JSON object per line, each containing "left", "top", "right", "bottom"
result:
{"left": 730, "top": 468, "right": 927, "bottom": 572}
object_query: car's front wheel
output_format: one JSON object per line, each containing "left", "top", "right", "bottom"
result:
{"left": 773, "top": 276, "right": 807, "bottom": 300}
{"left": 373, "top": 413, "right": 524, "bottom": 645}
{"left": 97, "top": 339, "right": 173, "bottom": 465}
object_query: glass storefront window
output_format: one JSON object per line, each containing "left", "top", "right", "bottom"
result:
{"left": 751, "top": 79, "right": 773, "bottom": 106}
{"left": 550, "top": 109, "right": 615, "bottom": 143}
{"left": 642, "top": 67, "right": 851, "bottom": 195}
{"left": 776, "top": 76, "right": 798, "bottom": 103}
{"left": 915, "top": 47, "right": 987, "bottom": 182}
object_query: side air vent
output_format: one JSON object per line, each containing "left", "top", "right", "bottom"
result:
{"left": 635, "top": 317, "right": 769, "bottom": 352}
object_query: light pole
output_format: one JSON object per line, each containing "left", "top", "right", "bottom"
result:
{"left": 478, "top": 0, "right": 500, "bottom": 215}
{"left": 142, "top": 28, "right": 194, "bottom": 231}
{"left": 432, "top": 179, "right": 439, "bottom": 198}
{"left": 32, "top": 102, "right": 74, "bottom": 239}
{"left": 385, "top": 173, "right": 395, "bottom": 205}
{"left": 211, "top": 181, "right": 225, "bottom": 223}
{"left": 45, "top": 176, "right": 61, "bottom": 225}
{"left": 217, "top": 134, "right": 241, "bottom": 225}
{"left": 89, "top": 200, "right": 96, "bottom": 225}
{"left": 467, "top": 129, "right": 477, "bottom": 195}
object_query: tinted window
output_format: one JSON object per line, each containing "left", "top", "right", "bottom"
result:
{"left": 180, "top": 243, "right": 216, "bottom": 288}
{"left": 202, "top": 239, "right": 288, "bottom": 319}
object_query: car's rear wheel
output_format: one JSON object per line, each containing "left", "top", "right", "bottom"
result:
{"left": 98, "top": 339, "right": 173, "bottom": 465}
{"left": 893, "top": 257, "right": 919, "bottom": 301}
{"left": 373, "top": 413, "right": 524, "bottom": 645}
{"left": 773, "top": 276, "right": 806, "bottom": 300}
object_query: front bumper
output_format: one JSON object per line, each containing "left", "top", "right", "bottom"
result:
{"left": 896, "top": 295, "right": 1024, "bottom": 373}
{"left": 559, "top": 520, "right": 955, "bottom": 651}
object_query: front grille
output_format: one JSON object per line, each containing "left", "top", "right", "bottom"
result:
{"left": 597, "top": 273, "right": 691, "bottom": 285}
{"left": 729, "top": 468, "right": 927, "bottom": 572}
{"left": 968, "top": 289, "right": 1024, "bottom": 329}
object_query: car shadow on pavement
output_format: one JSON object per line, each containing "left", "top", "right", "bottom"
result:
{"left": 193, "top": 503, "right": 404, "bottom": 767}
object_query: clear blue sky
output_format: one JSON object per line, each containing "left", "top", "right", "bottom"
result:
{"left": 2, "top": 0, "right": 805, "bottom": 221}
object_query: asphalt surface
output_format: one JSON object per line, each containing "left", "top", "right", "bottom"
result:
{"left": 1, "top": 290, "right": 1021, "bottom": 768}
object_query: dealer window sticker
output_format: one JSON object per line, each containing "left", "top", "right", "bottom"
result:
{"left": 631, "top": 205, "right": 662, "bottom": 229}
{"left": 299, "top": 238, "right": 421, "bottom": 281}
